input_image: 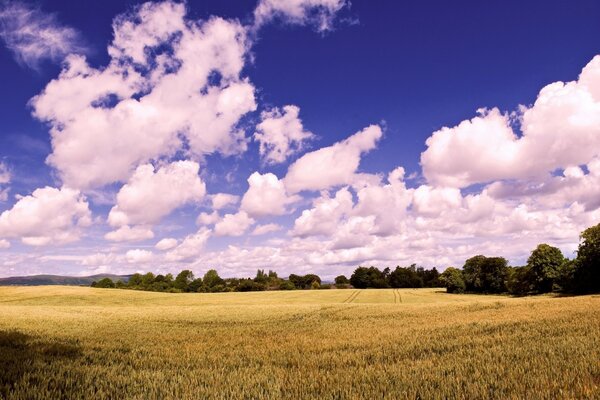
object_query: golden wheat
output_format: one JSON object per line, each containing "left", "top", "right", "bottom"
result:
{"left": 0, "top": 286, "right": 598, "bottom": 399}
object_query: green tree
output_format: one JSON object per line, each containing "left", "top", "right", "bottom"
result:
{"left": 128, "top": 273, "right": 142, "bottom": 287}
{"left": 254, "top": 269, "right": 268, "bottom": 284}
{"left": 175, "top": 270, "right": 194, "bottom": 291}
{"left": 188, "top": 278, "right": 203, "bottom": 292}
{"left": 203, "top": 269, "right": 224, "bottom": 288}
{"left": 141, "top": 272, "right": 156, "bottom": 289}
{"left": 574, "top": 223, "right": 600, "bottom": 293}
{"left": 527, "top": 244, "right": 565, "bottom": 293}
{"left": 95, "top": 277, "right": 115, "bottom": 288}
{"left": 334, "top": 275, "right": 349, "bottom": 286}
{"left": 439, "top": 267, "right": 465, "bottom": 293}
{"left": 506, "top": 266, "right": 532, "bottom": 295}
{"left": 462, "top": 255, "right": 508, "bottom": 293}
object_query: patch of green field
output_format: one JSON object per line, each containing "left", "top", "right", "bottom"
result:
{"left": 0, "top": 286, "right": 598, "bottom": 399}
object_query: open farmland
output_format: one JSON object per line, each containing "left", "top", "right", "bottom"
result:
{"left": 0, "top": 286, "right": 598, "bottom": 399}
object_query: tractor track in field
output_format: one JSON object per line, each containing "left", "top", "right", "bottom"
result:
{"left": 393, "top": 289, "right": 402, "bottom": 304}
{"left": 343, "top": 290, "right": 361, "bottom": 303}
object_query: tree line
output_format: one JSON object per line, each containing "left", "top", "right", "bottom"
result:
{"left": 440, "top": 223, "right": 600, "bottom": 295}
{"left": 92, "top": 223, "right": 600, "bottom": 295}
{"left": 92, "top": 269, "right": 328, "bottom": 292}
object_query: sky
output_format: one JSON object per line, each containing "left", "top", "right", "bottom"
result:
{"left": 0, "top": 0, "right": 599, "bottom": 279}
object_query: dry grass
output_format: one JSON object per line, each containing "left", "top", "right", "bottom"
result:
{"left": 0, "top": 286, "right": 598, "bottom": 399}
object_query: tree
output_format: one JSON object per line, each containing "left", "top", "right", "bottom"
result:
{"left": 439, "top": 267, "right": 465, "bottom": 293}
{"left": 574, "top": 223, "right": 600, "bottom": 293}
{"left": 506, "top": 266, "right": 532, "bottom": 296}
{"left": 203, "top": 269, "right": 224, "bottom": 288}
{"left": 175, "top": 270, "right": 194, "bottom": 291}
{"left": 188, "top": 278, "right": 203, "bottom": 292}
{"left": 388, "top": 265, "right": 422, "bottom": 288}
{"left": 141, "top": 272, "right": 156, "bottom": 289}
{"left": 254, "top": 269, "right": 268, "bottom": 284}
{"left": 527, "top": 244, "right": 565, "bottom": 293}
{"left": 350, "top": 266, "right": 387, "bottom": 288}
{"left": 349, "top": 267, "right": 369, "bottom": 288}
{"left": 335, "top": 275, "right": 349, "bottom": 285}
{"left": 462, "top": 255, "right": 508, "bottom": 293}
{"left": 288, "top": 274, "right": 321, "bottom": 289}
{"left": 95, "top": 277, "right": 115, "bottom": 288}
{"left": 128, "top": 273, "right": 142, "bottom": 287}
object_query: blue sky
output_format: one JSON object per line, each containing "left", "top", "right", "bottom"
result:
{"left": 0, "top": 0, "right": 599, "bottom": 278}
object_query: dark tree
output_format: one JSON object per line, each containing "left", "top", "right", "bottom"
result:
{"left": 506, "top": 266, "right": 532, "bottom": 295}
{"left": 527, "top": 244, "right": 565, "bottom": 293}
{"left": 95, "top": 277, "right": 115, "bottom": 288}
{"left": 439, "top": 267, "right": 465, "bottom": 293}
{"left": 573, "top": 223, "right": 600, "bottom": 293}
{"left": 203, "top": 269, "right": 224, "bottom": 288}
{"left": 462, "top": 255, "right": 509, "bottom": 293}
{"left": 335, "top": 275, "right": 349, "bottom": 285}
{"left": 175, "top": 270, "right": 194, "bottom": 291}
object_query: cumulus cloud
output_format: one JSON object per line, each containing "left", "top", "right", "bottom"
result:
{"left": 211, "top": 193, "right": 239, "bottom": 210}
{"left": 422, "top": 56, "right": 600, "bottom": 188}
{"left": 165, "top": 228, "right": 211, "bottom": 261}
{"left": 284, "top": 124, "right": 382, "bottom": 193}
{"left": 31, "top": 1, "right": 256, "bottom": 189}
{"left": 0, "top": 239, "right": 9, "bottom": 249}
{"left": 107, "top": 161, "right": 206, "bottom": 229}
{"left": 155, "top": 237, "right": 178, "bottom": 251}
{"left": 214, "top": 211, "right": 255, "bottom": 236}
{"left": 252, "top": 223, "right": 283, "bottom": 235}
{"left": 254, "top": 105, "right": 314, "bottom": 164}
{"left": 81, "top": 252, "right": 116, "bottom": 267}
{"left": 0, "top": 1, "right": 85, "bottom": 69}
{"left": 197, "top": 211, "right": 221, "bottom": 226}
{"left": 104, "top": 225, "right": 154, "bottom": 242}
{"left": 292, "top": 187, "right": 354, "bottom": 237}
{"left": 254, "top": 0, "right": 348, "bottom": 32}
{"left": 241, "top": 172, "right": 299, "bottom": 217}
{"left": 0, "top": 186, "right": 91, "bottom": 246}
{"left": 126, "top": 249, "right": 153, "bottom": 264}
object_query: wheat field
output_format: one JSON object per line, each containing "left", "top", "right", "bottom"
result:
{"left": 0, "top": 286, "right": 598, "bottom": 399}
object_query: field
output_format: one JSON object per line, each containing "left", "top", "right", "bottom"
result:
{"left": 0, "top": 286, "right": 598, "bottom": 399}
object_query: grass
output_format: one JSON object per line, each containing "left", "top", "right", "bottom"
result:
{"left": 0, "top": 286, "right": 598, "bottom": 399}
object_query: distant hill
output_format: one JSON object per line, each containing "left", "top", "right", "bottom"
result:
{"left": 0, "top": 274, "right": 131, "bottom": 286}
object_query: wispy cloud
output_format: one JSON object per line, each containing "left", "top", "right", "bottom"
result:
{"left": 0, "top": 1, "right": 85, "bottom": 70}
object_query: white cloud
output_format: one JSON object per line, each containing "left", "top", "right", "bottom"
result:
{"left": 292, "top": 187, "right": 353, "bottom": 237}
{"left": 214, "top": 211, "right": 255, "bottom": 236}
{"left": 0, "top": 163, "right": 10, "bottom": 202}
{"left": 81, "top": 252, "right": 116, "bottom": 267}
{"left": 421, "top": 56, "right": 600, "bottom": 188}
{"left": 107, "top": 161, "right": 206, "bottom": 228}
{"left": 252, "top": 223, "right": 283, "bottom": 236}
{"left": 126, "top": 249, "right": 154, "bottom": 264}
{"left": 211, "top": 193, "right": 239, "bottom": 210}
{"left": 284, "top": 124, "right": 382, "bottom": 193}
{"left": 241, "top": 172, "right": 299, "bottom": 217}
{"left": 254, "top": 105, "right": 314, "bottom": 164}
{"left": 165, "top": 228, "right": 211, "bottom": 262}
{"left": 31, "top": 2, "right": 256, "bottom": 189}
{"left": 0, "top": 1, "right": 85, "bottom": 69}
{"left": 254, "top": 0, "right": 348, "bottom": 32}
{"left": 104, "top": 225, "right": 154, "bottom": 242}
{"left": 155, "top": 237, "right": 178, "bottom": 251}
{"left": 0, "top": 186, "right": 91, "bottom": 246}
{"left": 0, "top": 239, "right": 10, "bottom": 249}
{"left": 197, "top": 211, "right": 221, "bottom": 226}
